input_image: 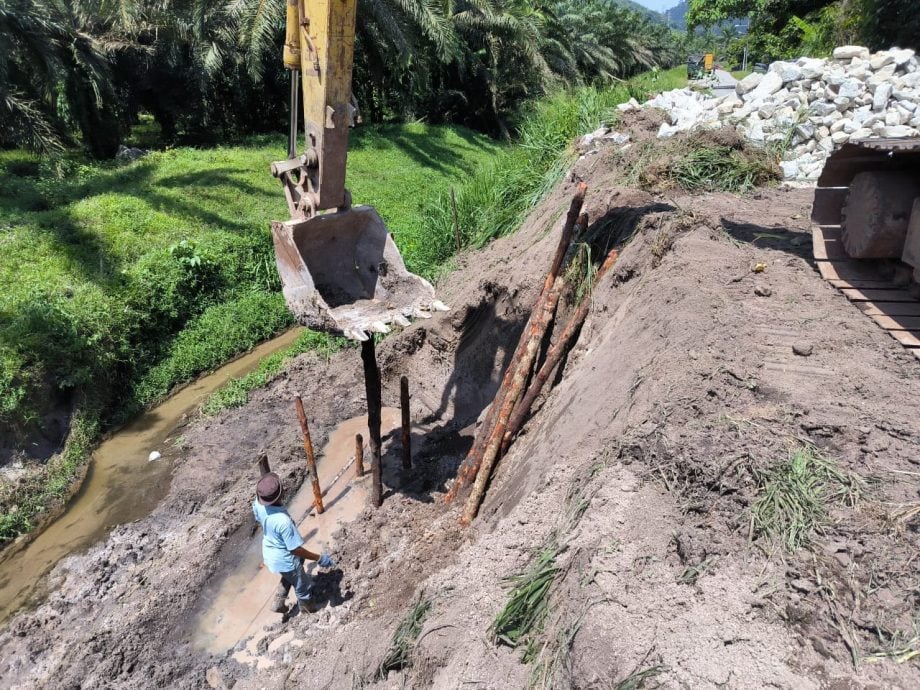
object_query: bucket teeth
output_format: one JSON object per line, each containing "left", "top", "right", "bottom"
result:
{"left": 344, "top": 328, "right": 369, "bottom": 342}
{"left": 393, "top": 314, "right": 411, "bottom": 328}
{"left": 368, "top": 321, "right": 390, "bottom": 334}
{"left": 411, "top": 308, "right": 432, "bottom": 319}
{"left": 431, "top": 300, "right": 450, "bottom": 312}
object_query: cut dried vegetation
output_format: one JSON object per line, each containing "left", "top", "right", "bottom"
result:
{"left": 619, "top": 131, "right": 780, "bottom": 195}
{"left": 868, "top": 618, "right": 920, "bottom": 665}
{"left": 750, "top": 444, "right": 866, "bottom": 553}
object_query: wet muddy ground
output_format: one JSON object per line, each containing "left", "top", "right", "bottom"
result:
{"left": 1, "top": 119, "right": 919, "bottom": 689}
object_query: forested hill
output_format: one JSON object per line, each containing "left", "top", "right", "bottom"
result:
{"left": 662, "top": 1, "right": 689, "bottom": 30}
{"left": 614, "top": 0, "right": 665, "bottom": 23}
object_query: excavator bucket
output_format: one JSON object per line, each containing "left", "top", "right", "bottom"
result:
{"left": 271, "top": 206, "right": 443, "bottom": 340}
{"left": 270, "top": 0, "right": 445, "bottom": 339}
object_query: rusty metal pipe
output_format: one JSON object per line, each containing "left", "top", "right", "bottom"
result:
{"left": 445, "top": 184, "right": 587, "bottom": 505}
{"left": 400, "top": 376, "right": 412, "bottom": 470}
{"left": 501, "top": 248, "right": 621, "bottom": 455}
{"left": 355, "top": 433, "right": 365, "bottom": 477}
{"left": 294, "top": 396, "right": 325, "bottom": 514}
{"left": 257, "top": 451, "right": 271, "bottom": 477}
{"left": 460, "top": 273, "right": 567, "bottom": 526}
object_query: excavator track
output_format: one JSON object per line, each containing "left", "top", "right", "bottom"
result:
{"left": 811, "top": 138, "right": 920, "bottom": 362}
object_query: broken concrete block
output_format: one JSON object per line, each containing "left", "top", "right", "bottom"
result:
{"left": 876, "top": 124, "right": 918, "bottom": 137}
{"left": 780, "top": 161, "right": 799, "bottom": 178}
{"left": 748, "top": 71, "right": 784, "bottom": 101}
{"left": 838, "top": 79, "right": 863, "bottom": 99}
{"left": 834, "top": 45, "right": 870, "bottom": 60}
{"left": 772, "top": 62, "right": 803, "bottom": 83}
{"left": 885, "top": 110, "right": 904, "bottom": 126}
{"left": 800, "top": 58, "right": 826, "bottom": 80}
{"left": 736, "top": 72, "right": 763, "bottom": 96}
{"left": 870, "top": 53, "right": 895, "bottom": 70}
{"left": 891, "top": 48, "right": 916, "bottom": 66}
{"left": 872, "top": 82, "right": 893, "bottom": 111}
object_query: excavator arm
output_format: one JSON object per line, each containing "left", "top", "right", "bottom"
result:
{"left": 269, "top": 0, "right": 445, "bottom": 340}
{"left": 276, "top": 0, "right": 355, "bottom": 215}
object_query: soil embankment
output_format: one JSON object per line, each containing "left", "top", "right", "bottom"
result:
{"left": 1, "top": 120, "right": 919, "bottom": 689}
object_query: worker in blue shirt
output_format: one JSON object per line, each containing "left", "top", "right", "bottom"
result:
{"left": 253, "top": 472, "right": 335, "bottom": 615}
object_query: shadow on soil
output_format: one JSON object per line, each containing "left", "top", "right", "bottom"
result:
{"left": 720, "top": 217, "right": 814, "bottom": 263}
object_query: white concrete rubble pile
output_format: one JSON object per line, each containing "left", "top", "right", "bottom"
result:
{"left": 624, "top": 46, "right": 920, "bottom": 181}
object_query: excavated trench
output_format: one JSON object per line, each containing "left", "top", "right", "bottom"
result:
{"left": 192, "top": 409, "right": 401, "bottom": 662}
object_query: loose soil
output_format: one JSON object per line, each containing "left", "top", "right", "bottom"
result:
{"left": 1, "top": 119, "right": 919, "bottom": 689}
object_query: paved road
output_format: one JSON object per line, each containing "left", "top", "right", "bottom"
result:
{"left": 711, "top": 69, "right": 738, "bottom": 93}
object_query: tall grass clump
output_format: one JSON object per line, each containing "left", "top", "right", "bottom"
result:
{"left": 751, "top": 444, "right": 865, "bottom": 552}
{"left": 408, "top": 86, "right": 630, "bottom": 278}
{"left": 375, "top": 597, "right": 432, "bottom": 679}
{"left": 491, "top": 544, "right": 561, "bottom": 659}
{"left": 0, "top": 406, "right": 99, "bottom": 542}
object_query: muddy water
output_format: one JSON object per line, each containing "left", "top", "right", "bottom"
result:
{"left": 191, "top": 409, "right": 401, "bottom": 665}
{"left": 0, "top": 328, "right": 304, "bottom": 624}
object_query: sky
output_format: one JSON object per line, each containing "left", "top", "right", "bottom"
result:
{"left": 631, "top": 0, "right": 678, "bottom": 12}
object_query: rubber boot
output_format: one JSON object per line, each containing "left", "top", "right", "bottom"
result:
{"left": 298, "top": 598, "right": 320, "bottom": 614}
{"left": 270, "top": 594, "right": 288, "bottom": 613}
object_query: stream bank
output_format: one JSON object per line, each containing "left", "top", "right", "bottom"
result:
{"left": 0, "top": 327, "right": 302, "bottom": 624}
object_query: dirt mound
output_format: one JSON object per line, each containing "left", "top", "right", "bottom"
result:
{"left": 1, "top": 136, "right": 919, "bottom": 689}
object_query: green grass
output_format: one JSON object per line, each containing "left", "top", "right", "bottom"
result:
{"left": 411, "top": 85, "right": 632, "bottom": 277}
{"left": 626, "top": 66, "right": 689, "bottom": 101}
{"left": 730, "top": 70, "right": 753, "bottom": 81}
{"left": 750, "top": 445, "right": 865, "bottom": 553}
{"left": 492, "top": 545, "right": 560, "bottom": 656}
{"left": 201, "top": 329, "right": 347, "bottom": 415}
{"left": 614, "top": 666, "right": 669, "bottom": 689}
{"left": 0, "top": 124, "right": 501, "bottom": 427}
{"left": 0, "top": 405, "right": 99, "bottom": 541}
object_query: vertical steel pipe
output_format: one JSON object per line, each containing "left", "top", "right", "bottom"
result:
{"left": 361, "top": 340, "right": 383, "bottom": 508}
{"left": 257, "top": 451, "right": 271, "bottom": 477}
{"left": 400, "top": 376, "right": 412, "bottom": 470}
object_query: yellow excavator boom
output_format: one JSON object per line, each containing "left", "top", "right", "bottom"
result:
{"left": 270, "top": 0, "right": 444, "bottom": 340}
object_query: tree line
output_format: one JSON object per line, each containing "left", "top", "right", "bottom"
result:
{"left": 1, "top": 0, "right": 688, "bottom": 159}
{"left": 688, "top": 0, "right": 919, "bottom": 66}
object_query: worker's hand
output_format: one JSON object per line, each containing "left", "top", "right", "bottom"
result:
{"left": 318, "top": 552, "right": 334, "bottom": 568}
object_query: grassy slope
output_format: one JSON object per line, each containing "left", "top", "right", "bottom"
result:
{"left": 0, "top": 124, "right": 500, "bottom": 306}
{"left": 0, "top": 124, "right": 501, "bottom": 414}
{"left": 627, "top": 66, "right": 689, "bottom": 100}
